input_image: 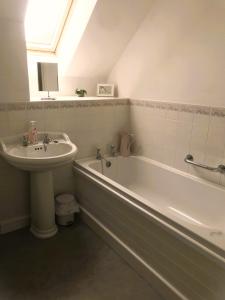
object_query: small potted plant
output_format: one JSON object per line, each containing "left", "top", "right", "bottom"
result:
{"left": 75, "top": 89, "right": 87, "bottom": 97}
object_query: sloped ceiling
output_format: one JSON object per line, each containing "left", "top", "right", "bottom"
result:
{"left": 5, "top": 0, "right": 153, "bottom": 98}
{"left": 0, "top": 0, "right": 27, "bottom": 21}
{"left": 107, "top": 0, "right": 225, "bottom": 104}
{"left": 63, "top": 0, "right": 153, "bottom": 79}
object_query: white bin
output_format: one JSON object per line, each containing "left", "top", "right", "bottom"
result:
{"left": 55, "top": 194, "right": 79, "bottom": 226}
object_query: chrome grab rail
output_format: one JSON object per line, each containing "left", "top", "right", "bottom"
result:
{"left": 184, "top": 154, "right": 225, "bottom": 173}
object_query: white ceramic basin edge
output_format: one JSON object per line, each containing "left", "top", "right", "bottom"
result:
{"left": 0, "top": 132, "right": 78, "bottom": 171}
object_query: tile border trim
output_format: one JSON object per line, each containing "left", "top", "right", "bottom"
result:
{"left": 1, "top": 98, "right": 225, "bottom": 116}
{"left": 130, "top": 99, "right": 225, "bottom": 116}
{"left": 0, "top": 98, "right": 129, "bottom": 111}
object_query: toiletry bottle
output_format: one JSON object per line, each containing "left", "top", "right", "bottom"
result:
{"left": 33, "top": 124, "right": 38, "bottom": 144}
{"left": 120, "top": 132, "right": 131, "bottom": 157}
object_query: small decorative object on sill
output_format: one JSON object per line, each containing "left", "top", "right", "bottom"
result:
{"left": 97, "top": 83, "right": 114, "bottom": 97}
{"left": 75, "top": 89, "right": 87, "bottom": 97}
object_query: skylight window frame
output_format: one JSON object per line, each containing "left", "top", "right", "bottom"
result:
{"left": 25, "top": 0, "right": 73, "bottom": 53}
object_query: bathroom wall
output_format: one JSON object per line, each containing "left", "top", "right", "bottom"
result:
{"left": 63, "top": 0, "right": 153, "bottom": 84}
{"left": 0, "top": 0, "right": 149, "bottom": 230}
{"left": 0, "top": 0, "right": 30, "bottom": 102}
{"left": 108, "top": 0, "right": 225, "bottom": 106}
{"left": 28, "top": 0, "right": 153, "bottom": 99}
{"left": 106, "top": 0, "right": 225, "bottom": 187}
{"left": 0, "top": 99, "right": 129, "bottom": 228}
{"left": 26, "top": 53, "right": 106, "bottom": 99}
{"left": 130, "top": 100, "right": 225, "bottom": 186}
{"left": 27, "top": 0, "right": 101, "bottom": 99}
{"left": 1, "top": 0, "right": 225, "bottom": 233}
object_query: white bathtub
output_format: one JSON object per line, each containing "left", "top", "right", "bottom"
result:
{"left": 76, "top": 155, "right": 225, "bottom": 254}
{"left": 73, "top": 155, "right": 225, "bottom": 300}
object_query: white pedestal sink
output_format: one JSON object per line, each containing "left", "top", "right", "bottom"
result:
{"left": 0, "top": 132, "right": 78, "bottom": 238}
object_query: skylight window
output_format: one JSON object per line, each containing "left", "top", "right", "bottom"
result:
{"left": 25, "top": 0, "right": 72, "bottom": 52}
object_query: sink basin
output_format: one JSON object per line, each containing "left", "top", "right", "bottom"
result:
{"left": 0, "top": 132, "right": 78, "bottom": 239}
{"left": 0, "top": 132, "right": 77, "bottom": 171}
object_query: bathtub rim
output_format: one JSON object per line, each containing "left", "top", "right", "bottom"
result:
{"left": 77, "top": 155, "right": 225, "bottom": 193}
{"left": 73, "top": 155, "right": 225, "bottom": 263}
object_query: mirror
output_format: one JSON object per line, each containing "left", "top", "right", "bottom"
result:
{"left": 37, "top": 62, "right": 59, "bottom": 100}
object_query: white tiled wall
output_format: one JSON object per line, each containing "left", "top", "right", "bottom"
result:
{"left": 0, "top": 99, "right": 129, "bottom": 223}
{"left": 2, "top": 97, "right": 225, "bottom": 226}
{"left": 0, "top": 100, "right": 129, "bottom": 157}
{"left": 130, "top": 100, "right": 225, "bottom": 186}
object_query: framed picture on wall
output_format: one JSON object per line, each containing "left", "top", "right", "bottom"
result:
{"left": 97, "top": 83, "right": 114, "bottom": 97}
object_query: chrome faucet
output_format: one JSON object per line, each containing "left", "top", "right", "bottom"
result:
{"left": 43, "top": 134, "right": 51, "bottom": 151}
{"left": 22, "top": 135, "right": 29, "bottom": 147}
{"left": 96, "top": 148, "right": 102, "bottom": 160}
{"left": 43, "top": 134, "right": 51, "bottom": 144}
{"left": 110, "top": 144, "right": 116, "bottom": 157}
{"left": 96, "top": 147, "right": 111, "bottom": 167}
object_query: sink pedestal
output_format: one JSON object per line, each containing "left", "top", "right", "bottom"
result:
{"left": 0, "top": 132, "right": 78, "bottom": 239}
{"left": 30, "top": 171, "right": 58, "bottom": 238}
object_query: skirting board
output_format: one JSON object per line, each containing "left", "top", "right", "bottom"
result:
{"left": 81, "top": 206, "right": 187, "bottom": 300}
{"left": 0, "top": 215, "right": 30, "bottom": 234}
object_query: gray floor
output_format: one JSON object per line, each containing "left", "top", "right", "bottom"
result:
{"left": 0, "top": 222, "right": 162, "bottom": 300}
